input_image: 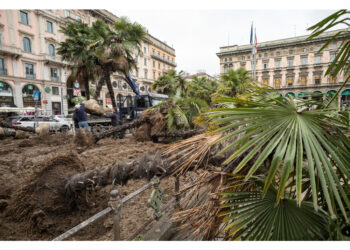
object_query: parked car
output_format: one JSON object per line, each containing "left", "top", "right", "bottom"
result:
{"left": 12, "top": 115, "right": 73, "bottom": 132}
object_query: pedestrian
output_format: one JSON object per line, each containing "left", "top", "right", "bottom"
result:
{"left": 74, "top": 103, "right": 89, "bottom": 130}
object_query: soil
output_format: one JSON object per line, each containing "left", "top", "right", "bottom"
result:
{"left": 0, "top": 133, "right": 177, "bottom": 241}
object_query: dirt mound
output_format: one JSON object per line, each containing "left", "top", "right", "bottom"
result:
{"left": 134, "top": 109, "right": 167, "bottom": 141}
{"left": 73, "top": 129, "right": 95, "bottom": 147}
{"left": 5, "top": 151, "right": 85, "bottom": 233}
{"left": 15, "top": 130, "right": 30, "bottom": 139}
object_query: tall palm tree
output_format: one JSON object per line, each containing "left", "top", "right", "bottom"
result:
{"left": 92, "top": 17, "right": 146, "bottom": 110}
{"left": 215, "top": 68, "right": 251, "bottom": 97}
{"left": 57, "top": 21, "right": 99, "bottom": 100}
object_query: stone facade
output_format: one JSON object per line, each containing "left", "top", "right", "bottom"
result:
{"left": 217, "top": 28, "right": 350, "bottom": 106}
{"left": 0, "top": 9, "right": 176, "bottom": 114}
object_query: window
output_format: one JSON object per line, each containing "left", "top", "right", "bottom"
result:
{"left": 259, "top": 54, "right": 262, "bottom": 58}
{"left": 76, "top": 15, "right": 81, "bottom": 21}
{"left": 229, "top": 57, "right": 232, "bottom": 62}
{"left": 289, "top": 49, "right": 293, "bottom": 55}
{"left": 153, "top": 71, "right": 156, "bottom": 79}
{"left": 316, "top": 45, "right": 321, "bottom": 51}
{"left": 275, "top": 61, "right": 280, "bottom": 68}
{"left": 24, "top": 63, "right": 34, "bottom": 78}
{"left": 52, "top": 86, "right": 59, "bottom": 95}
{"left": 158, "top": 62, "right": 160, "bottom": 69}
{"left": 153, "top": 60, "right": 155, "bottom": 67}
{"left": 152, "top": 49, "right": 155, "bottom": 55}
{"left": 288, "top": 59, "right": 293, "bottom": 67}
{"left": 314, "top": 75, "right": 321, "bottom": 85}
{"left": 302, "top": 48, "right": 307, "bottom": 53}
{"left": 50, "top": 67, "right": 58, "bottom": 81}
{"left": 64, "top": 10, "right": 70, "bottom": 17}
{"left": 242, "top": 56, "right": 245, "bottom": 61}
{"left": 46, "top": 21, "right": 53, "bottom": 33}
{"left": 118, "top": 80, "right": 122, "bottom": 90}
{"left": 144, "top": 58, "right": 147, "bottom": 66}
{"left": 23, "top": 37, "right": 32, "bottom": 53}
{"left": 263, "top": 62, "right": 268, "bottom": 69}
{"left": 276, "top": 51, "right": 280, "bottom": 56}
{"left": 330, "top": 75, "right": 336, "bottom": 84}
{"left": 247, "top": 56, "right": 250, "bottom": 60}
{"left": 263, "top": 79, "right": 268, "bottom": 86}
{"left": 300, "top": 76, "right": 306, "bottom": 85}
{"left": 112, "top": 81, "right": 117, "bottom": 88}
{"left": 158, "top": 72, "right": 161, "bottom": 77}
{"left": 48, "top": 44, "right": 55, "bottom": 56}
{"left": 168, "top": 56, "right": 170, "bottom": 61}
{"left": 330, "top": 54, "right": 336, "bottom": 62}
{"left": 224, "top": 58, "right": 227, "bottom": 62}
{"left": 301, "top": 57, "right": 307, "bottom": 65}
{"left": 315, "top": 55, "right": 321, "bottom": 64}
{"left": 332, "top": 43, "right": 337, "bottom": 49}
{"left": 0, "top": 58, "right": 6, "bottom": 75}
{"left": 275, "top": 79, "right": 281, "bottom": 88}
{"left": 287, "top": 78, "right": 293, "bottom": 86}
{"left": 144, "top": 47, "right": 146, "bottom": 54}
{"left": 20, "top": 11, "right": 29, "bottom": 25}
{"left": 158, "top": 51, "right": 160, "bottom": 57}
{"left": 264, "top": 53, "right": 268, "bottom": 58}
{"left": 144, "top": 70, "right": 148, "bottom": 79}
{"left": 163, "top": 54, "right": 165, "bottom": 60}
{"left": 136, "top": 71, "right": 139, "bottom": 77}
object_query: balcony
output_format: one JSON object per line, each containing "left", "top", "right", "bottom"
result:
{"left": 151, "top": 53, "right": 177, "bottom": 67}
{"left": 26, "top": 74, "right": 36, "bottom": 79}
{"left": 0, "top": 44, "right": 22, "bottom": 58}
{"left": 51, "top": 76, "right": 59, "bottom": 82}
{"left": 0, "top": 68, "right": 8, "bottom": 75}
{"left": 43, "top": 55, "right": 67, "bottom": 66}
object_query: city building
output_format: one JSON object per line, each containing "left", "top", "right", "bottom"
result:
{"left": 0, "top": 9, "right": 176, "bottom": 114}
{"left": 217, "top": 28, "right": 350, "bottom": 106}
{"left": 183, "top": 70, "right": 216, "bottom": 81}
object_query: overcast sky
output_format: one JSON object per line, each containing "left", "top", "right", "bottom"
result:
{"left": 111, "top": 9, "right": 344, "bottom": 76}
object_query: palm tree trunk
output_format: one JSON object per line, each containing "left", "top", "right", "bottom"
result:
{"left": 152, "top": 129, "right": 205, "bottom": 140}
{"left": 103, "top": 68, "right": 117, "bottom": 110}
{"left": 84, "top": 73, "right": 90, "bottom": 100}
{"left": 93, "top": 76, "right": 104, "bottom": 101}
{"left": 94, "top": 117, "right": 149, "bottom": 142}
{"left": 0, "top": 121, "right": 35, "bottom": 133}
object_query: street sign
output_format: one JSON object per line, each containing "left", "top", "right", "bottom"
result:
{"left": 73, "top": 89, "right": 81, "bottom": 96}
{"left": 33, "top": 91, "right": 40, "bottom": 101}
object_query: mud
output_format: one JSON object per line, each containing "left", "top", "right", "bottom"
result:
{"left": 0, "top": 133, "right": 175, "bottom": 240}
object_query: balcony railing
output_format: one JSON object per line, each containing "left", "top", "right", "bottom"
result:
{"left": 0, "top": 68, "right": 8, "bottom": 75}
{"left": 43, "top": 55, "right": 67, "bottom": 66}
{"left": 26, "top": 74, "right": 36, "bottom": 79}
{"left": 51, "top": 76, "right": 59, "bottom": 82}
{"left": 0, "top": 44, "right": 22, "bottom": 58}
{"left": 151, "top": 53, "right": 177, "bottom": 67}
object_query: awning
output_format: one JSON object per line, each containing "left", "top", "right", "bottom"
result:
{"left": 341, "top": 89, "right": 350, "bottom": 96}
{"left": 285, "top": 92, "right": 295, "bottom": 98}
{"left": 298, "top": 92, "right": 308, "bottom": 97}
{"left": 313, "top": 91, "right": 322, "bottom": 94}
{"left": 326, "top": 90, "right": 336, "bottom": 96}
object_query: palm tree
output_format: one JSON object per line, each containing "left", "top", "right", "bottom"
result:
{"left": 92, "top": 17, "right": 146, "bottom": 110}
{"left": 57, "top": 21, "right": 99, "bottom": 100}
{"left": 152, "top": 69, "right": 178, "bottom": 95}
{"left": 187, "top": 76, "right": 218, "bottom": 104}
{"left": 215, "top": 68, "right": 251, "bottom": 97}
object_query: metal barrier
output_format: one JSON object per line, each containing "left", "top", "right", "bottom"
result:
{"left": 53, "top": 175, "right": 180, "bottom": 241}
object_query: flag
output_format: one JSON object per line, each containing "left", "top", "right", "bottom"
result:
{"left": 250, "top": 23, "right": 253, "bottom": 45}
{"left": 254, "top": 28, "right": 258, "bottom": 54}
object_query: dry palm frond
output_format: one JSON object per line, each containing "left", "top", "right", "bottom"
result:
{"left": 162, "top": 133, "right": 222, "bottom": 176}
{"left": 172, "top": 171, "right": 223, "bottom": 240}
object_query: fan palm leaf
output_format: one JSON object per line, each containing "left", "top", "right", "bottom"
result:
{"left": 208, "top": 92, "right": 350, "bottom": 220}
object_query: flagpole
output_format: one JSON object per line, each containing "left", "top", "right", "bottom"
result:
{"left": 254, "top": 28, "right": 257, "bottom": 81}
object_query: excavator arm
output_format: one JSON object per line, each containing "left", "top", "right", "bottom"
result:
{"left": 124, "top": 75, "right": 140, "bottom": 96}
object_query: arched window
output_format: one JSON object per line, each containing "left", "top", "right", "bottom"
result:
{"left": 0, "top": 81, "right": 14, "bottom": 107}
{"left": 48, "top": 44, "right": 55, "bottom": 56}
{"left": 22, "top": 84, "right": 41, "bottom": 107}
{"left": 23, "top": 37, "right": 32, "bottom": 53}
